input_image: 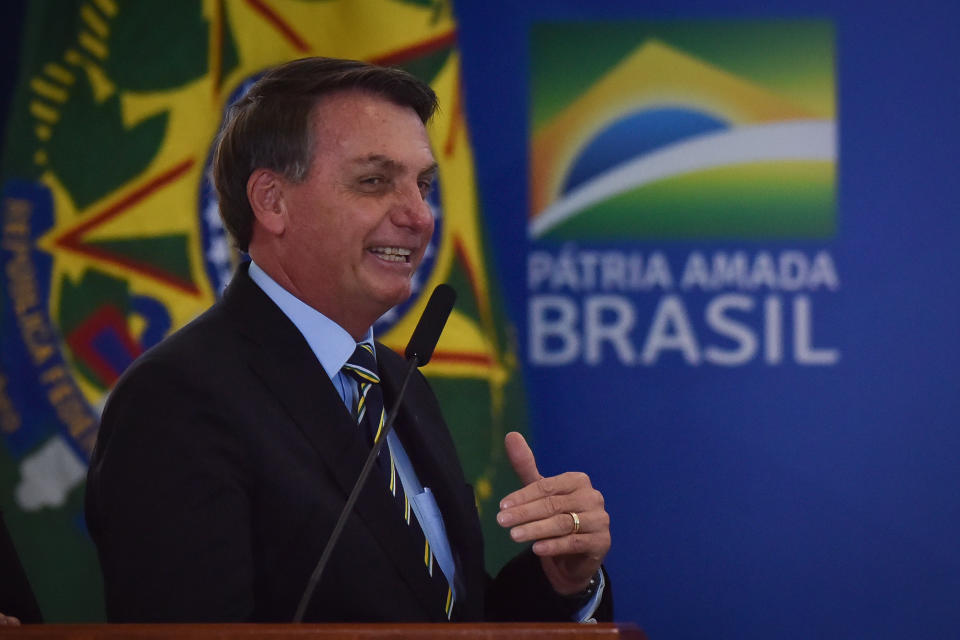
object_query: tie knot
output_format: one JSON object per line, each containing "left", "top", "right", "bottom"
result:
{"left": 342, "top": 343, "right": 380, "bottom": 385}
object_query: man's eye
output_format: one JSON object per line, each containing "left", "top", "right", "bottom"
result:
{"left": 361, "top": 176, "right": 384, "bottom": 186}
{"left": 418, "top": 180, "right": 434, "bottom": 199}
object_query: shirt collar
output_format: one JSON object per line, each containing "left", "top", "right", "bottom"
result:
{"left": 248, "top": 260, "right": 374, "bottom": 380}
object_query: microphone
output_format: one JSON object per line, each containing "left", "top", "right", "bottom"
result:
{"left": 406, "top": 284, "right": 456, "bottom": 366}
{"left": 293, "top": 284, "right": 457, "bottom": 622}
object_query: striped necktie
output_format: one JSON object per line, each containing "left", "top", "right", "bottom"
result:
{"left": 341, "top": 343, "right": 456, "bottom": 620}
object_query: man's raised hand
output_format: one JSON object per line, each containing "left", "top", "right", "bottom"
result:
{"left": 496, "top": 431, "right": 611, "bottom": 595}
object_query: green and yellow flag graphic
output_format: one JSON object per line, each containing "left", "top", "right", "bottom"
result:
{"left": 0, "top": 0, "right": 525, "bottom": 620}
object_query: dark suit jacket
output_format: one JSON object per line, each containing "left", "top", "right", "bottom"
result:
{"left": 85, "top": 266, "right": 611, "bottom": 623}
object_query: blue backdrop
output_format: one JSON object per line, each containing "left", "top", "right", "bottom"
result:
{"left": 454, "top": 1, "right": 959, "bottom": 638}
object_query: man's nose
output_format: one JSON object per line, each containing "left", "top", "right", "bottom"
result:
{"left": 391, "top": 182, "right": 435, "bottom": 232}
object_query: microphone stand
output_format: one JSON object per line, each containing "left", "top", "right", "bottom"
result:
{"left": 292, "top": 358, "right": 419, "bottom": 623}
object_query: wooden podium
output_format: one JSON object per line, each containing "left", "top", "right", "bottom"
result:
{"left": 6, "top": 623, "right": 647, "bottom": 639}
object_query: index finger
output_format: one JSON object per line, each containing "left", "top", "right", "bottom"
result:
{"left": 499, "top": 471, "right": 590, "bottom": 509}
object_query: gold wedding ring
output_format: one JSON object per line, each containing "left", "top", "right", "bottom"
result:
{"left": 568, "top": 511, "right": 581, "bottom": 535}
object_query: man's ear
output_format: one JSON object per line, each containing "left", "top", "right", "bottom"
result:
{"left": 247, "top": 168, "right": 286, "bottom": 236}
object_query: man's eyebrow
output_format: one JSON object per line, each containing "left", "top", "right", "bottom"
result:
{"left": 351, "top": 155, "right": 438, "bottom": 177}
{"left": 352, "top": 154, "right": 396, "bottom": 167}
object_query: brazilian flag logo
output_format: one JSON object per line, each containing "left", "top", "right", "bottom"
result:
{"left": 530, "top": 21, "right": 837, "bottom": 240}
{"left": 0, "top": 0, "right": 525, "bottom": 620}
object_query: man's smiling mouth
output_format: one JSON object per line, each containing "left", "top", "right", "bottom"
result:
{"left": 369, "top": 246, "right": 412, "bottom": 263}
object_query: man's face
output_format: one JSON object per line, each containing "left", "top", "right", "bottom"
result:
{"left": 274, "top": 90, "right": 437, "bottom": 336}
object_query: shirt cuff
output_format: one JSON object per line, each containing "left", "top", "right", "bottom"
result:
{"left": 573, "top": 570, "right": 605, "bottom": 623}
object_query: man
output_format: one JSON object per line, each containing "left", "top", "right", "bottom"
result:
{"left": 86, "top": 57, "right": 611, "bottom": 623}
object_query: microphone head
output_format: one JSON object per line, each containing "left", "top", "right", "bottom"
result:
{"left": 405, "top": 284, "right": 456, "bottom": 366}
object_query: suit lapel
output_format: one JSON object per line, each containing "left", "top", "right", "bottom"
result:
{"left": 223, "top": 268, "right": 450, "bottom": 620}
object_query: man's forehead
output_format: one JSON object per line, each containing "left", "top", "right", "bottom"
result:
{"left": 311, "top": 88, "right": 423, "bottom": 125}
{"left": 309, "top": 92, "right": 433, "bottom": 159}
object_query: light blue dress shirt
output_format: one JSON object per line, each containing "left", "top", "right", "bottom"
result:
{"left": 248, "top": 261, "right": 602, "bottom": 620}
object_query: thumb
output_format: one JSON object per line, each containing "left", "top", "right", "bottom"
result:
{"left": 505, "top": 431, "right": 541, "bottom": 486}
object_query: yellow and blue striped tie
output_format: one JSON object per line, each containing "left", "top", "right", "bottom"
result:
{"left": 341, "top": 344, "right": 456, "bottom": 620}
